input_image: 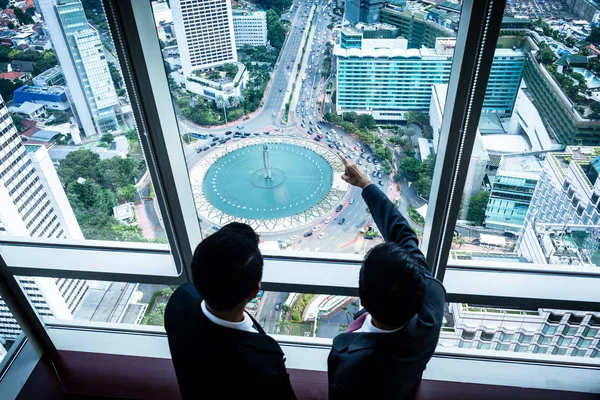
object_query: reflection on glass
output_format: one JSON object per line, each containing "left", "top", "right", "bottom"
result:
{"left": 0, "top": 0, "right": 165, "bottom": 244}
{"left": 440, "top": 303, "right": 600, "bottom": 358}
{"left": 19, "top": 276, "right": 171, "bottom": 327}
{"left": 0, "top": 295, "right": 24, "bottom": 364}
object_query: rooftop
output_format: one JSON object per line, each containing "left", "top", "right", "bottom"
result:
{"left": 10, "top": 101, "right": 44, "bottom": 115}
{"left": 481, "top": 134, "right": 532, "bottom": 154}
{"left": 531, "top": 222, "right": 600, "bottom": 267}
{"left": 16, "top": 85, "right": 66, "bottom": 96}
{"left": 499, "top": 155, "right": 544, "bottom": 180}
{"left": 34, "top": 65, "right": 62, "bottom": 80}
{"left": 24, "top": 144, "right": 42, "bottom": 153}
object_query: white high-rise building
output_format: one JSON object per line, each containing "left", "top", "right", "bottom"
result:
{"left": 0, "top": 97, "right": 88, "bottom": 340}
{"left": 171, "top": 0, "right": 238, "bottom": 76}
{"left": 37, "top": 0, "right": 119, "bottom": 138}
{"left": 232, "top": 10, "right": 268, "bottom": 47}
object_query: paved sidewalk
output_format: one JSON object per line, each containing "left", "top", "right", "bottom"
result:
{"left": 135, "top": 202, "right": 155, "bottom": 240}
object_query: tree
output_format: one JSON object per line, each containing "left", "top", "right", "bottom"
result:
{"left": 66, "top": 179, "right": 115, "bottom": 220}
{"left": 33, "top": 50, "right": 59, "bottom": 75}
{"left": 400, "top": 157, "right": 422, "bottom": 181}
{"left": 146, "top": 312, "right": 163, "bottom": 326}
{"left": 466, "top": 191, "right": 490, "bottom": 226}
{"left": 266, "top": 9, "right": 286, "bottom": 51}
{"left": 587, "top": 26, "right": 600, "bottom": 44}
{"left": 12, "top": 7, "right": 34, "bottom": 25}
{"left": 0, "top": 0, "right": 9, "bottom": 8}
{"left": 0, "top": 78, "right": 21, "bottom": 101}
{"left": 7, "top": 22, "right": 14, "bottom": 30}
{"left": 116, "top": 184, "right": 137, "bottom": 202}
{"left": 342, "top": 111, "right": 358, "bottom": 123}
{"left": 223, "top": 63, "right": 239, "bottom": 78}
{"left": 275, "top": 318, "right": 291, "bottom": 334}
{"left": 539, "top": 48, "right": 556, "bottom": 65}
{"left": 58, "top": 150, "right": 105, "bottom": 186}
{"left": 108, "top": 61, "right": 124, "bottom": 91}
{"left": 415, "top": 176, "right": 432, "bottom": 198}
{"left": 215, "top": 95, "right": 230, "bottom": 124}
{"left": 453, "top": 233, "right": 466, "bottom": 248}
{"left": 100, "top": 133, "right": 114, "bottom": 143}
{"left": 356, "top": 114, "right": 376, "bottom": 130}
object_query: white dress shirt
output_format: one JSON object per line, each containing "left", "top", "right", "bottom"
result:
{"left": 354, "top": 313, "right": 405, "bottom": 334}
{"left": 201, "top": 300, "right": 259, "bottom": 333}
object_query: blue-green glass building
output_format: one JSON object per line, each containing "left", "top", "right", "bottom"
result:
{"left": 334, "top": 31, "right": 525, "bottom": 120}
{"left": 484, "top": 155, "right": 543, "bottom": 233}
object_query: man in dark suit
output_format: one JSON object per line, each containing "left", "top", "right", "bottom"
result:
{"left": 165, "top": 223, "right": 296, "bottom": 400}
{"left": 328, "top": 158, "right": 446, "bottom": 400}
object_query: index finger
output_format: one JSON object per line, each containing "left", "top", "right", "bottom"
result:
{"left": 340, "top": 155, "right": 350, "bottom": 166}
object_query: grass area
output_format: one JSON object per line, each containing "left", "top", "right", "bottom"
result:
{"left": 141, "top": 290, "right": 161, "bottom": 325}
{"left": 291, "top": 293, "right": 316, "bottom": 321}
{"left": 149, "top": 184, "right": 154, "bottom": 199}
{"left": 290, "top": 321, "right": 313, "bottom": 337}
{"left": 409, "top": 206, "right": 425, "bottom": 226}
{"left": 181, "top": 133, "right": 197, "bottom": 145}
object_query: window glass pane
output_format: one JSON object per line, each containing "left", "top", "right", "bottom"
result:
{"left": 0, "top": 295, "right": 26, "bottom": 366}
{"left": 0, "top": 1, "right": 167, "bottom": 245}
{"left": 439, "top": 303, "right": 600, "bottom": 358}
{"left": 152, "top": 0, "right": 461, "bottom": 255}
{"left": 18, "top": 276, "right": 172, "bottom": 327}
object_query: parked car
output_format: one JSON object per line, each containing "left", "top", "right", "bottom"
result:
{"left": 225, "top": 131, "right": 232, "bottom": 135}
{"left": 378, "top": 180, "right": 384, "bottom": 186}
{"left": 338, "top": 218, "right": 346, "bottom": 225}
{"left": 209, "top": 133, "right": 216, "bottom": 137}
{"left": 335, "top": 204, "right": 343, "bottom": 212}
{"left": 349, "top": 198, "right": 354, "bottom": 204}
{"left": 312, "top": 224, "right": 322, "bottom": 231}
{"left": 318, "top": 232, "right": 326, "bottom": 239}
{"left": 325, "top": 216, "right": 332, "bottom": 223}
{"left": 303, "top": 231, "right": 313, "bottom": 237}
{"left": 203, "top": 146, "right": 209, "bottom": 151}
{"left": 290, "top": 235, "right": 299, "bottom": 240}
{"left": 274, "top": 302, "right": 281, "bottom": 311}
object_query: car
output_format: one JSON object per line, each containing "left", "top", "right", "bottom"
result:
{"left": 357, "top": 160, "right": 362, "bottom": 165}
{"left": 325, "top": 216, "right": 332, "bottom": 223}
{"left": 378, "top": 172, "right": 382, "bottom": 179}
{"left": 225, "top": 131, "right": 232, "bottom": 135}
{"left": 194, "top": 134, "right": 207, "bottom": 139}
{"left": 318, "top": 232, "right": 326, "bottom": 239}
{"left": 378, "top": 180, "right": 384, "bottom": 186}
{"left": 335, "top": 204, "right": 343, "bottom": 212}
{"left": 237, "top": 125, "right": 244, "bottom": 129}
{"left": 317, "top": 134, "right": 323, "bottom": 139}
{"left": 243, "top": 132, "right": 251, "bottom": 137}
{"left": 209, "top": 133, "right": 216, "bottom": 137}
{"left": 264, "top": 131, "right": 270, "bottom": 135}
{"left": 210, "top": 142, "right": 216, "bottom": 147}
{"left": 203, "top": 146, "right": 209, "bottom": 151}
{"left": 253, "top": 132, "right": 260, "bottom": 136}
{"left": 338, "top": 218, "right": 345, "bottom": 225}
{"left": 503, "top": 231, "right": 517, "bottom": 239}
{"left": 373, "top": 158, "right": 379, "bottom": 165}
{"left": 367, "top": 156, "right": 371, "bottom": 162}
{"left": 196, "top": 147, "right": 203, "bottom": 153}
{"left": 212, "top": 137, "right": 219, "bottom": 142}
{"left": 372, "top": 171, "right": 377, "bottom": 177}
{"left": 314, "top": 136, "right": 321, "bottom": 141}
{"left": 303, "top": 231, "right": 313, "bottom": 237}
{"left": 361, "top": 148, "right": 366, "bottom": 153}
{"left": 290, "top": 235, "right": 299, "bottom": 240}
{"left": 274, "top": 302, "right": 281, "bottom": 311}
{"left": 349, "top": 198, "right": 355, "bottom": 204}
{"left": 328, "top": 143, "right": 334, "bottom": 148}
{"left": 211, "top": 225, "right": 221, "bottom": 231}
{"left": 257, "top": 290, "right": 264, "bottom": 299}
{"left": 312, "top": 224, "right": 322, "bottom": 231}
{"left": 375, "top": 166, "right": 381, "bottom": 172}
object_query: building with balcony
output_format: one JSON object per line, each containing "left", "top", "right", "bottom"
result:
{"left": 484, "top": 155, "right": 543, "bottom": 233}
{"left": 232, "top": 10, "right": 267, "bottom": 47}
{"left": 0, "top": 98, "right": 88, "bottom": 341}
{"left": 335, "top": 34, "right": 525, "bottom": 120}
{"left": 170, "top": 0, "right": 238, "bottom": 88}
{"left": 37, "top": 0, "right": 119, "bottom": 137}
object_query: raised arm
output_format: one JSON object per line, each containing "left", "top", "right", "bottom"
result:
{"left": 340, "top": 157, "right": 429, "bottom": 273}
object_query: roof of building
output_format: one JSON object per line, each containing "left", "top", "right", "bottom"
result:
{"left": 488, "top": 154, "right": 503, "bottom": 168}
{"left": 478, "top": 114, "right": 505, "bottom": 134}
{"left": 481, "top": 134, "right": 532, "bottom": 154}
{"left": 11, "top": 60, "right": 35, "bottom": 72}
{"left": 10, "top": 101, "right": 44, "bottom": 115}
{"left": 34, "top": 65, "right": 62, "bottom": 80}
{"left": 24, "top": 144, "right": 42, "bottom": 153}
{"left": 499, "top": 155, "right": 544, "bottom": 180}
{"left": 0, "top": 71, "right": 24, "bottom": 80}
{"left": 418, "top": 137, "right": 434, "bottom": 161}
{"left": 30, "top": 129, "right": 59, "bottom": 142}
{"left": 113, "top": 203, "right": 134, "bottom": 221}
{"left": 555, "top": 54, "right": 589, "bottom": 67}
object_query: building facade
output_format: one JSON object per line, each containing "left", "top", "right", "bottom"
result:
{"left": 345, "top": 0, "right": 387, "bottom": 24}
{"left": 32, "top": 65, "right": 65, "bottom": 87}
{"left": 170, "top": 0, "right": 237, "bottom": 77}
{"left": 13, "top": 85, "right": 71, "bottom": 111}
{"left": 484, "top": 155, "right": 543, "bottom": 233}
{"left": 232, "top": 10, "right": 267, "bottom": 47}
{"left": 380, "top": 5, "right": 455, "bottom": 49}
{"left": 0, "top": 97, "right": 88, "bottom": 340}
{"left": 335, "top": 35, "right": 525, "bottom": 120}
{"left": 38, "top": 0, "right": 119, "bottom": 137}
{"left": 565, "top": 0, "right": 600, "bottom": 24}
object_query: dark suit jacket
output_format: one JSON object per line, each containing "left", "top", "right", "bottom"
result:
{"left": 165, "top": 283, "right": 296, "bottom": 400}
{"left": 328, "top": 184, "right": 446, "bottom": 400}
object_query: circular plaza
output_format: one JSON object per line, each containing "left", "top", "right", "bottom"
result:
{"left": 190, "top": 137, "right": 349, "bottom": 232}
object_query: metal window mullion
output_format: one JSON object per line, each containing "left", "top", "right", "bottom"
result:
{"left": 422, "top": 0, "right": 506, "bottom": 282}
{"left": 103, "top": 0, "right": 201, "bottom": 282}
{"left": 0, "top": 256, "right": 55, "bottom": 356}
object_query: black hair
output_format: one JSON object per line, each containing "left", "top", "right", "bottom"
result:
{"left": 359, "top": 243, "right": 426, "bottom": 328}
{"left": 192, "top": 222, "right": 263, "bottom": 311}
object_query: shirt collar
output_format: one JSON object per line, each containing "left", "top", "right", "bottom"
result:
{"left": 354, "top": 314, "right": 405, "bottom": 334}
{"left": 201, "top": 300, "right": 258, "bottom": 333}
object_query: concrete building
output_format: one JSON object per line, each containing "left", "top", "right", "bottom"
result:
{"left": 232, "top": 10, "right": 267, "bottom": 47}
{"left": 9, "top": 102, "right": 47, "bottom": 120}
{"left": 335, "top": 34, "right": 525, "bottom": 120}
{"left": 440, "top": 303, "right": 600, "bottom": 358}
{"left": 170, "top": 0, "right": 237, "bottom": 78}
{"left": 345, "top": 0, "right": 387, "bottom": 24}
{"left": 37, "top": 0, "right": 119, "bottom": 137}
{"left": 0, "top": 97, "right": 88, "bottom": 340}
{"left": 484, "top": 155, "right": 543, "bottom": 233}
{"left": 33, "top": 65, "right": 65, "bottom": 87}
{"left": 13, "top": 85, "right": 71, "bottom": 111}
{"left": 380, "top": 5, "right": 454, "bottom": 49}
{"left": 565, "top": 0, "right": 600, "bottom": 24}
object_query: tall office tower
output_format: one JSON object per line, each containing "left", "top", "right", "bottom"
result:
{"left": 484, "top": 155, "right": 543, "bottom": 233}
{"left": 345, "top": 0, "right": 387, "bottom": 24}
{"left": 335, "top": 33, "right": 525, "bottom": 120}
{"left": 171, "top": 0, "right": 238, "bottom": 77}
{"left": 37, "top": 0, "right": 119, "bottom": 138}
{"left": 515, "top": 146, "right": 600, "bottom": 265}
{"left": 232, "top": 10, "right": 267, "bottom": 47}
{"left": 0, "top": 98, "right": 88, "bottom": 340}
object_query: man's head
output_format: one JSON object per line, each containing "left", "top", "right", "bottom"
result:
{"left": 360, "top": 243, "right": 426, "bottom": 328}
{"left": 192, "top": 222, "right": 263, "bottom": 311}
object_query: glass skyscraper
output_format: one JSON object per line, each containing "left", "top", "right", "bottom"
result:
{"left": 38, "top": 0, "right": 119, "bottom": 137}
